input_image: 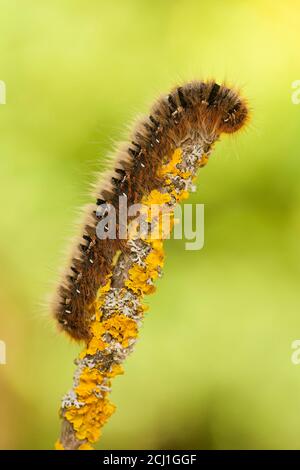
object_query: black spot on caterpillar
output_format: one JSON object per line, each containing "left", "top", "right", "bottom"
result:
{"left": 51, "top": 80, "right": 249, "bottom": 341}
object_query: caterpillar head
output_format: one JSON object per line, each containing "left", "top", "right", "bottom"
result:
{"left": 204, "top": 82, "right": 249, "bottom": 135}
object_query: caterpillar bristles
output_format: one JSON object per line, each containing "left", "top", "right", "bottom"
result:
{"left": 53, "top": 79, "right": 249, "bottom": 450}
{"left": 51, "top": 80, "right": 248, "bottom": 342}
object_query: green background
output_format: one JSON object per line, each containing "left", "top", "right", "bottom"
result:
{"left": 0, "top": 0, "right": 300, "bottom": 449}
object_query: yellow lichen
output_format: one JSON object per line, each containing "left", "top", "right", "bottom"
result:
{"left": 125, "top": 264, "right": 156, "bottom": 295}
{"left": 112, "top": 250, "right": 122, "bottom": 267}
{"left": 200, "top": 154, "right": 209, "bottom": 166}
{"left": 180, "top": 171, "right": 192, "bottom": 179}
{"left": 103, "top": 314, "right": 138, "bottom": 347}
{"left": 125, "top": 229, "right": 165, "bottom": 296}
{"left": 107, "top": 363, "right": 124, "bottom": 378}
{"left": 78, "top": 442, "right": 94, "bottom": 450}
{"left": 83, "top": 313, "right": 138, "bottom": 357}
{"left": 160, "top": 148, "right": 182, "bottom": 176}
{"left": 86, "top": 278, "right": 112, "bottom": 323}
{"left": 65, "top": 364, "right": 118, "bottom": 443}
{"left": 179, "top": 190, "right": 189, "bottom": 200}
{"left": 143, "top": 189, "right": 171, "bottom": 206}
{"left": 75, "top": 368, "right": 104, "bottom": 402}
{"left": 55, "top": 440, "right": 65, "bottom": 450}
{"left": 61, "top": 145, "right": 196, "bottom": 449}
{"left": 65, "top": 396, "right": 116, "bottom": 443}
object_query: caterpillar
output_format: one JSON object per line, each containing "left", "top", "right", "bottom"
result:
{"left": 52, "top": 80, "right": 248, "bottom": 343}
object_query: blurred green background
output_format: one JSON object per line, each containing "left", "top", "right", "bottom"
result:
{"left": 0, "top": 0, "right": 300, "bottom": 450}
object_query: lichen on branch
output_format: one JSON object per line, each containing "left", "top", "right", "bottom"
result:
{"left": 54, "top": 81, "right": 248, "bottom": 449}
{"left": 57, "top": 143, "right": 211, "bottom": 449}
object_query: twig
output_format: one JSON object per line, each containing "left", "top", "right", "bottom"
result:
{"left": 57, "top": 141, "right": 212, "bottom": 449}
{"left": 54, "top": 81, "right": 248, "bottom": 449}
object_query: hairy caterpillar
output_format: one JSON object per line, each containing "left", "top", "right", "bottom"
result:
{"left": 52, "top": 80, "right": 248, "bottom": 342}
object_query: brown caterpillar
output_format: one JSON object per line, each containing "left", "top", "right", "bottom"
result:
{"left": 51, "top": 81, "right": 248, "bottom": 342}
